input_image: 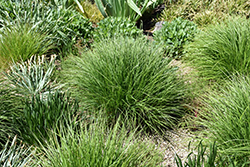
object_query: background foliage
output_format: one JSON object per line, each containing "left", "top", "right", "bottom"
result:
{"left": 154, "top": 17, "right": 198, "bottom": 59}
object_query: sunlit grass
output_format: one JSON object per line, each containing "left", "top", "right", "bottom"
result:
{"left": 61, "top": 36, "right": 189, "bottom": 134}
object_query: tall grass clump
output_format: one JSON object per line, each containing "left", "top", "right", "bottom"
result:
{"left": 175, "top": 141, "right": 250, "bottom": 167}
{"left": 38, "top": 117, "right": 163, "bottom": 167}
{"left": 198, "top": 75, "right": 250, "bottom": 161}
{"left": 0, "top": 24, "right": 52, "bottom": 70}
{"left": 184, "top": 17, "right": 250, "bottom": 84}
{"left": 62, "top": 37, "right": 188, "bottom": 133}
{"left": 2, "top": 55, "right": 72, "bottom": 146}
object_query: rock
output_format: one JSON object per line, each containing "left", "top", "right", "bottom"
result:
{"left": 153, "top": 21, "right": 165, "bottom": 33}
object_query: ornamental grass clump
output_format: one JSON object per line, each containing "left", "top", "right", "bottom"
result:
{"left": 38, "top": 117, "right": 163, "bottom": 167}
{"left": 62, "top": 37, "right": 188, "bottom": 133}
{"left": 0, "top": 0, "right": 93, "bottom": 55}
{"left": 198, "top": 75, "right": 250, "bottom": 161}
{"left": 184, "top": 17, "right": 250, "bottom": 83}
{"left": 0, "top": 24, "right": 53, "bottom": 70}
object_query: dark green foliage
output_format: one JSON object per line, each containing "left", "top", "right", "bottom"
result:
{"left": 58, "top": 8, "right": 94, "bottom": 47}
{"left": 184, "top": 17, "right": 250, "bottom": 83}
{"left": 62, "top": 37, "right": 188, "bottom": 134}
{"left": 154, "top": 17, "right": 197, "bottom": 59}
{"left": 0, "top": 80, "right": 23, "bottom": 149}
{"left": 17, "top": 91, "right": 79, "bottom": 146}
{"left": 93, "top": 17, "right": 143, "bottom": 42}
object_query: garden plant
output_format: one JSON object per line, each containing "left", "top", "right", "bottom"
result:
{"left": 184, "top": 17, "right": 250, "bottom": 83}
{"left": 0, "top": 0, "right": 250, "bottom": 166}
{"left": 61, "top": 36, "right": 189, "bottom": 134}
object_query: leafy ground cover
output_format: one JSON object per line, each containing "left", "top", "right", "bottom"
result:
{"left": 0, "top": 0, "right": 250, "bottom": 166}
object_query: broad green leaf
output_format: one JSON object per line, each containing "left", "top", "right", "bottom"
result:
{"left": 74, "top": 0, "right": 84, "bottom": 14}
{"left": 94, "top": 0, "right": 108, "bottom": 17}
{"left": 127, "top": 0, "right": 141, "bottom": 16}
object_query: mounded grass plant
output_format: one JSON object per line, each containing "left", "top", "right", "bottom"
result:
{"left": 38, "top": 117, "right": 164, "bottom": 167}
{"left": 184, "top": 17, "right": 250, "bottom": 84}
{"left": 62, "top": 37, "right": 188, "bottom": 133}
{"left": 2, "top": 55, "right": 73, "bottom": 146}
{"left": 0, "top": 0, "right": 93, "bottom": 55}
{"left": 198, "top": 75, "right": 250, "bottom": 160}
{"left": 0, "top": 24, "right": 53, "bottom": 70}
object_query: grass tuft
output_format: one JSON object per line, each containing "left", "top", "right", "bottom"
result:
{"left": 184, "top": 17, "right": 250, "bottom": 84}
{"left": 61, "top": 36, "right": 189, "bottom": 134}
{"left": 0, "top": 24, "right": 53, "bottom": 70}
{"left": 38, "top": 117, "right": 164, "bottom": 167}
{"left": 198, "top": 75, "right": 250, "bottom": 160}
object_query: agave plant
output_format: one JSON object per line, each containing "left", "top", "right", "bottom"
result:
{"left": 4, "top": 55, "right": 61, "bottom": 97}
{"left": 94, "top": 0, "right": 156, "bottom": 21}
{"left": 0, "top": 136, "right": 35, "bottom": 167}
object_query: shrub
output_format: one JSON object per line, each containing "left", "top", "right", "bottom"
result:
{"left": 16, "top": 91, "right": 79, "bottom": 146}
{"left": 38, "top": 118, "right": 163, "bottom": 167}
{"left": 61, "top": 37, "right": 188, "bottom": 133}
{"left": 57, "top": 8, "right": 94, "bottom": 48}
{"left": 0, "top": 24, "right": 53, "bottom": 70}
{"left": 184, "top": 17, "right": 250, "bottom": 83}
{"left": 153, "top": 17, "right": 197, "bottom": 59}
{"left": 198, "top": 75, "right": 250, "bottom": 161}
{"left": 93, "top": 17, "right": 143, "bottom": 42}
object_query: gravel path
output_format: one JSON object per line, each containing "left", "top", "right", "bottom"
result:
{"left": 157, "top": 129, "right": 202, "bottom": 167}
